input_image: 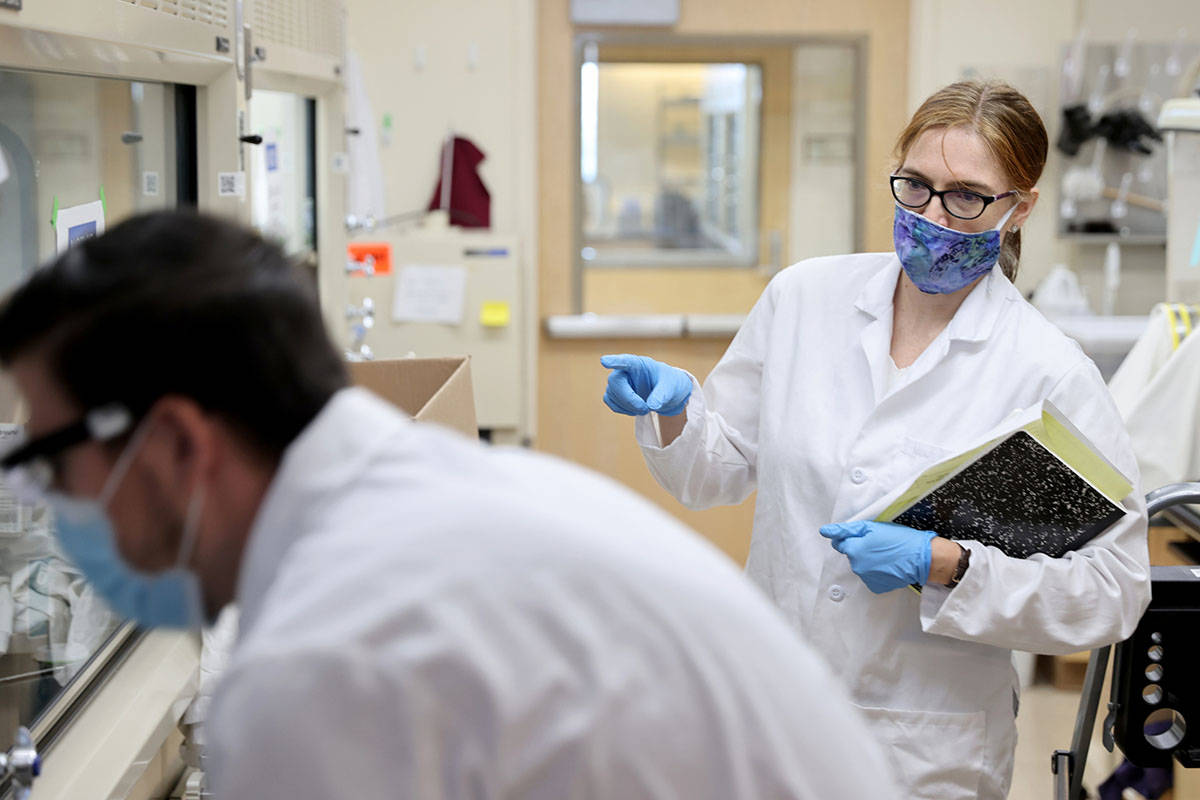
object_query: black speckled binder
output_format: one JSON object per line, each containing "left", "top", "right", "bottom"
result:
{"left": 893, "top": 431, "right": 1126, "bottom": 559}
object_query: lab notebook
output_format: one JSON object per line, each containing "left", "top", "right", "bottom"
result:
{"left": 878, "top": 400, "right": 1133, "bottom": 560}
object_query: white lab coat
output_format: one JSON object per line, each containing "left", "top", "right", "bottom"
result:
{"left": 1107, "top": 304, "right": 1179, "bottom": 417}
{"left": 635, "top": 254, "right": 1152, "bottom": 800}
{"left": 1108, "top": 304, "right": 1200, "bottom": 490}
{"left": 206, "top": 388, "right": 901, "bottom": 799}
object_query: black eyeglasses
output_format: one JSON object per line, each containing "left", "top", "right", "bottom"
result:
{"left": 890, "top": 175, "right": 1018, "bottom": 221}
{"left": 0, "top": 404, "right": 133, "bottom": 497}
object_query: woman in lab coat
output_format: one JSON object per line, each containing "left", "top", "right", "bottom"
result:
{"left": 602, "top": 80, "right": 1151, "bottom": 800}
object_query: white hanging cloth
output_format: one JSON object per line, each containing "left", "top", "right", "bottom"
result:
{"left": 1109, "top": 303, "right": 1200, "bottom": 489}
{"left": 344, "top": 50, "right": 386, "bottom": 225}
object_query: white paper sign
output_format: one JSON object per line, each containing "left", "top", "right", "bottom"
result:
{"left": 55, "top": 200, "right": 106, "bottom": 254}
{"left": 142, "top": 171, "right": 160, "bottom": 196}
{"left": 218, "top": 171, "right": 246, "bottom": 198}
{"left": 0, "top": 424, "right": 29, "bottom": 536}
{"left": 393, "top": 265, "right": 468, "bottom": 325}
{"left": 264, "top": 139, "right": 286, "bottom": 234}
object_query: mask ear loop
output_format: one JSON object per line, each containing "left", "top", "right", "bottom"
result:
{"left": 99, "top": 413, "right": 209, "bottom": 572}
{"left": 97, "top": 415, "right": 158, "bottom": 509}
{"left": 174, "top": 483, "right": 209, "bottom": 628}
{"left": 176, "top": 484, "right": 206, "bottom": 571}
{"left": 994, "top": 198, "right": 1021, "bottom": 233}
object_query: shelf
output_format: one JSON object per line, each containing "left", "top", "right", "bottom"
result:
{"left": 544, "top": 313, "right": 746, "bottom": 339}
{"left": 1057, "top": 233, "right": 1167, "bottom": 246}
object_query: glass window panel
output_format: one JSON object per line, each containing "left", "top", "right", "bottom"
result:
{"left": 248, "top": 90, "right": 316, "bottom": 258}
{"left": 580, "top": 62, "right": 762, "bottom": 267}
{"left": 0, "top": 67, "right": 183, "bottom": 735}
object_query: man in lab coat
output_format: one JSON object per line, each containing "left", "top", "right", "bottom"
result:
{"left": 0, "top": 210, "right": 899, "bottom": 799}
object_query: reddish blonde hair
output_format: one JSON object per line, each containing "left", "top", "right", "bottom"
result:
{"left": 894, "top": 81, "right": 1048, "bottom": 281}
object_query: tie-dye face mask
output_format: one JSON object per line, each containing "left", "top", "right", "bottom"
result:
{"left": 892, "top": 203, "right": 1018, "bottom": 294}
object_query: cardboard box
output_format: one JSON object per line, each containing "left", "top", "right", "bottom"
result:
{"left": 347, "top": 356, "right": 478, "bottom": 439}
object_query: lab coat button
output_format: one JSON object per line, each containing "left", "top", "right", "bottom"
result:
{"left": 829, "top": 585, "right": 845, "bottom": 602}
{"left": 850, "top": 468, "right": 867, "bottom": 484}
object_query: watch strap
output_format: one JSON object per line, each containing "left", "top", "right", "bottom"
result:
{"left": 946, "top": 545, "right": 971, "bottom": 588}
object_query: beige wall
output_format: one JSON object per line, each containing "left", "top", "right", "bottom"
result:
{"left": 538, "top": 0, "right": 910, "bottom": 563}
{"left": 344, "top": 0, "right": 536, "bottom": 240}
{"left": 908, "top": 0, "right": 1075, "bottom": 298}
{"left": 909, "top": 0, "right": 1200, "bottom": 312}
{"left": 1077, "top": 0, "right": 1199, "bottom": 41}
{"left": 343, "top": 0, "right": 538, "bottom": 437}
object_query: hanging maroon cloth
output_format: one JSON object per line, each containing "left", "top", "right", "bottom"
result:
{"left": 427, "top": 136, "right": 491, "bottom": 228}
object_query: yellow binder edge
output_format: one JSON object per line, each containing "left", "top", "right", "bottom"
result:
{"left": 875, "top": 401, "right": 1133, "bottom": 524}
{"left": 1028, "top": 406, "right": 1132, "bottom": 504}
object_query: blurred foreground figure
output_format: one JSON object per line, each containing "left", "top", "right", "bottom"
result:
{"left": 0, "top": 211, "right": 898, "bottom": 799}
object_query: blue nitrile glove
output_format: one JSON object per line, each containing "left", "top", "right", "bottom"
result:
{"left": 600, "top": 354, "right": 692, "bottom": 416}
{"left": 818, "top": 521, "right": 937, "bottom": 594}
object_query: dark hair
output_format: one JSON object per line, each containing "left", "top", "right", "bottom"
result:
{"left": 0, "top": 209, "right": 349, "bottom": 459}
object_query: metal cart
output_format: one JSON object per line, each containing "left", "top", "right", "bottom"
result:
{"left": 1054, "top": 482, "right": 1200, "bottom": 800}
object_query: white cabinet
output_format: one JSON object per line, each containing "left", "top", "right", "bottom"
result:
{"left": 345, "top": 232, "right": 530, "bottom": 442}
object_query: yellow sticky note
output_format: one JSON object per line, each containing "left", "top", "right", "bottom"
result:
{"left": 480, "top": 301, "right": 510, "bottom": 328}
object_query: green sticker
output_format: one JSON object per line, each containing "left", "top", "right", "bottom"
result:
{"left": 50, "top": 196, "right": 58, "bottom": 228}
{"left": 99, "top": 185, "right": 107, "bottom": 216}
{"left": 382, "top": 113, "right": 393, "bottom": 130}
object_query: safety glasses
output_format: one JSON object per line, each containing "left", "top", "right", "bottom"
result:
{"left": 0, "top": 404, "right": 133, "bottom": 501}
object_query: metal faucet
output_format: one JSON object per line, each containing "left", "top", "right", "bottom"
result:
{"left": 346, "top": 253, "right": 376, "bottom": 277}
{"left": 345, "top": 298, "right": 376, "bottom": 361}
{"left": 0, "top": 727, "right": 40, "bottom": 799}
{"left": 344, "top": 213, "right": 378, "bottom": 234}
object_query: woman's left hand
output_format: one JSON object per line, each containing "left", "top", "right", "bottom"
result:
{"left": 819, "top": 521, "right": 936, "bottom": 593}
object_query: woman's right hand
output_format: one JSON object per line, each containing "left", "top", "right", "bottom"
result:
{"left": 600, "top": 354, "right": 692, "bottom": 416}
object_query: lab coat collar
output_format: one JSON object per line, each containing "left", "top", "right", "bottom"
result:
{"left": 944, "top": 265, "right": 1016, "bottom": 344}
{"left": 853, "top": 255, "right": 903, "bottom": 321}
{"left": 854, "top": 255, "right": 1015, "bottom": 345}
{"left": 235, "top": 387, "right": 408, "bottom": 638}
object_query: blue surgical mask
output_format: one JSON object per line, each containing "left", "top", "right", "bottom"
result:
{"left": 893, "top": 203, "right": 1018, "bottom": 294}
{"left": 45, "top": 420, "right": 207, "bottom": 629}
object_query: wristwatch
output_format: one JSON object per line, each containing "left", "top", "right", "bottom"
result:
{"left": 946, "top": 545, "right": 971, "bottom": 589}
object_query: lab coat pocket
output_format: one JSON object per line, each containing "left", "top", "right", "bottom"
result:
{"left": 881, "top": 437, "right": 954, "bottom": 497}
{"left": 852, "top": 704, "right": 986, "bottom": 800}
{"left": 897, "top": 436, "right": 952, "bottom": 464}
